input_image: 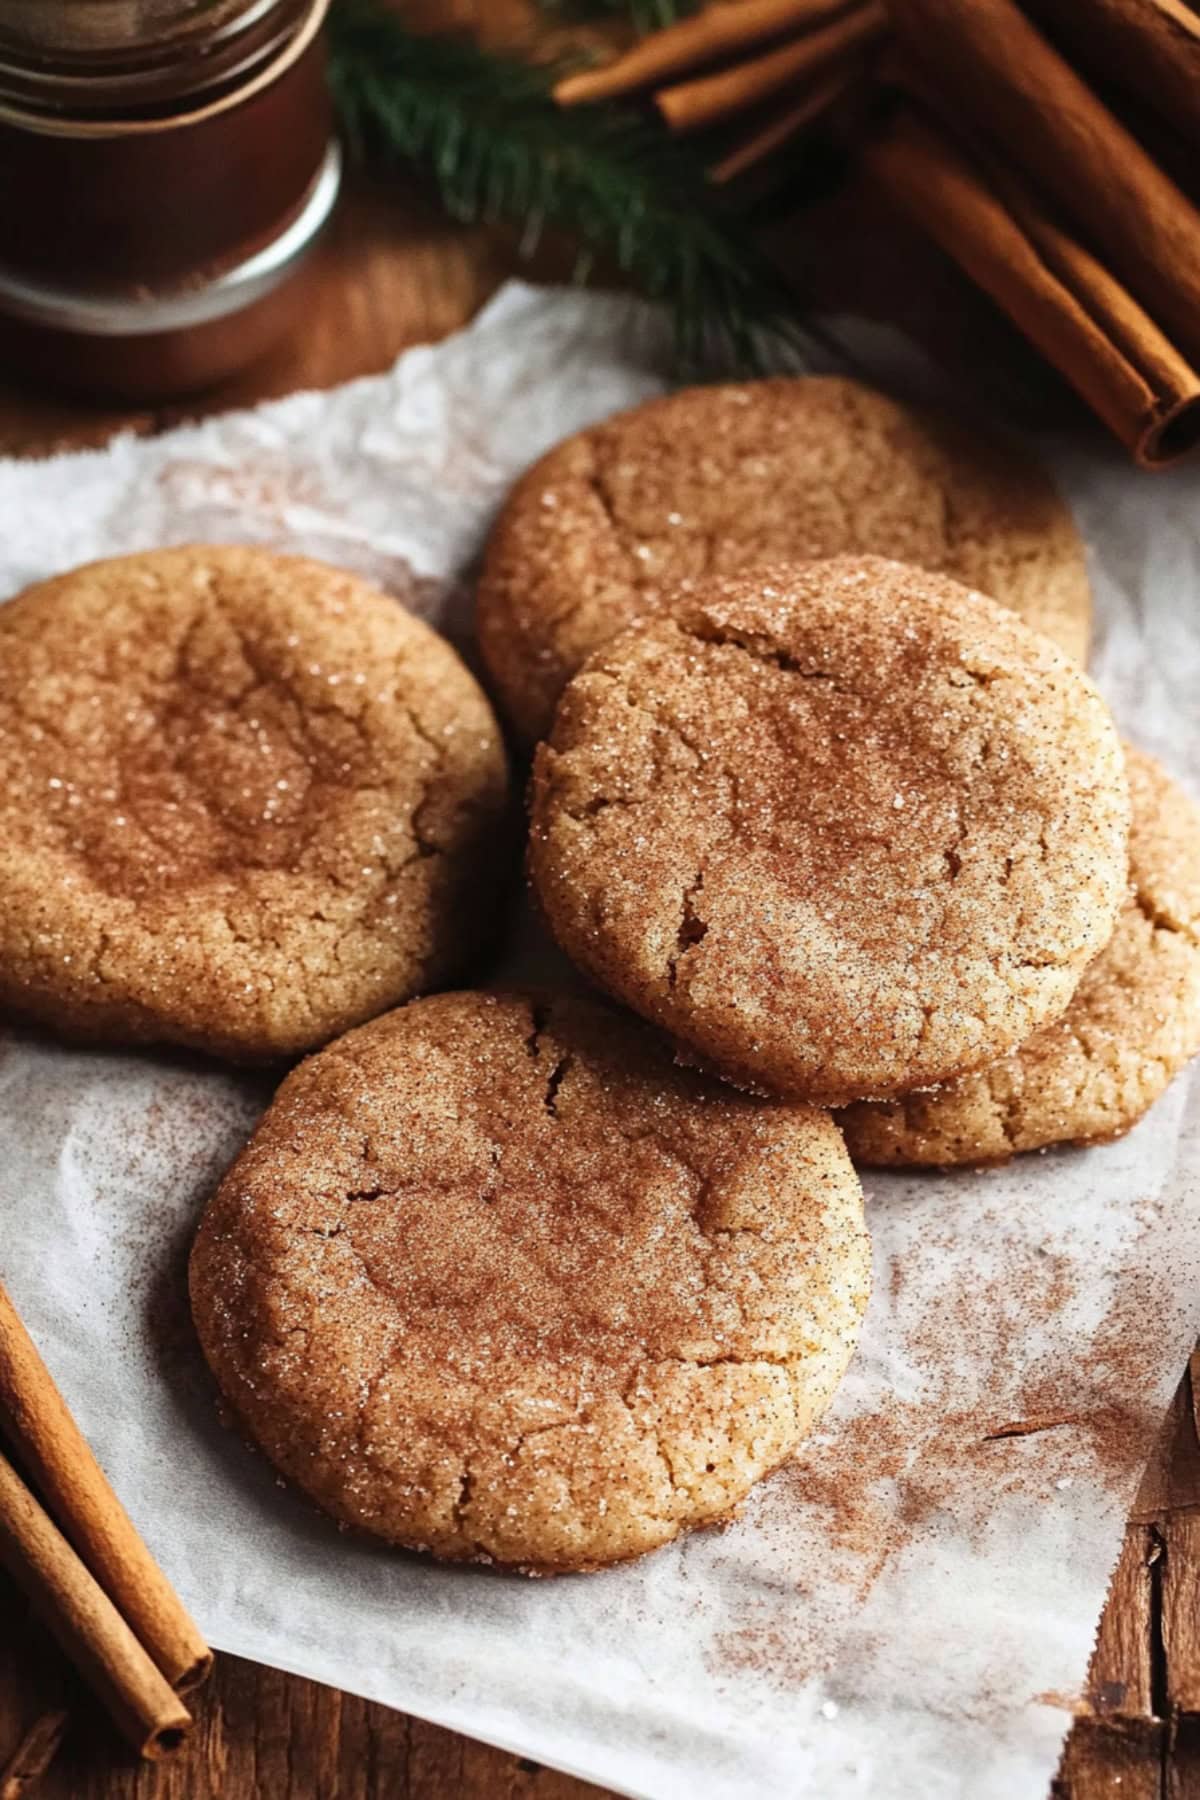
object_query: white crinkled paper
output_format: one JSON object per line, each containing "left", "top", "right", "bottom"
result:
{"left": 1, "top": 284, "right": 1198, "bottom": 1800}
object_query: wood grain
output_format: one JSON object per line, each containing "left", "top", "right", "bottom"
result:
{"left": 1051, "top": 1362, "right": 1200, "bottom": 1798}
{"left": 0, "top": 162, "right": 1196, "bottom": 1800}
{"left": 1, "top": 1618, "right": 606, "bottom": 1800}
{"left": 0, "top": 1597, "right": 70, "bottom": 1800}
{"left": 1084, "top": 1525, "right": 1159, "bottom": 1720}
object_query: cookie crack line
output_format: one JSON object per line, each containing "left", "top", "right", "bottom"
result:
{"left": 667, "top": 870, "right": 708, "bottom": 991}
{"left": 454, "top": 1350, "right": 803, "bottom": 1535}
{"left": 157, "top": 574, "right": 466, "bottom": 877}
{"left": 191, "top": 993, "right": 870, "bottom": 1569}
{"left": 530, "top": 559, "right": 1127, "bottom": 1106}
{"left": 0, "top": 547, "right": 512, "bottom": 1057}
{"left": 147, "top": 588, "right": 372, "bottom": 865}
{"left": 14, "top": 563, "right": 451, "bottom": 877}
{"left": 1132, "top": 883, "right": 1198, "bottom": 943}
{"left": 281, "top": 1184, "right": 786, "bottom": 1382}
{"left": 677, "top": 616, "right": 856, "bottom": 699}
{"left": 542, "top": 1051, "right": 572, "bottom": 1117}
{"left": 583, "top": 457, "right": 652, "bottom": 596}
{"left": 522, "top": 997, "right": 576, "bottom": 1118}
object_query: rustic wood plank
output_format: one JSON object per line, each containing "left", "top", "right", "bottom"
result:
{"left": 1132, "top": 1362, "right": 1200, "bottom": 1524}
{"left": 1082, "top": 1524, "right": 1160, "bottom": 1720}
{"left": 1162, "top": 1513, "right": 1200, "bottom": 1715}
{"left": 25, "top": 1651, "right": 610, "bottom": 1800}
{"left": 1054, "top": 1716, "right": 1166, "bottom": 1800}
{"left": 1167, "top": 1714, "right": 1200, "bottom": 1799}
{"left": 0, "top": 1589, "right": 71, "bottom": 1800}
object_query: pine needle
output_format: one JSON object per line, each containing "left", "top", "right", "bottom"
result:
{"left": 327, "top": 0, "right": 813, "bottom": 374}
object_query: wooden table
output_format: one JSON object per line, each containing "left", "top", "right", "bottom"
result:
{"left": 0, "top": 173, "right": 1198, "bottom": 1800}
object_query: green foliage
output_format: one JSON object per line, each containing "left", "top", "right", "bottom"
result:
{"left": 327, "top": 0, "right": 811, "bottom": 373}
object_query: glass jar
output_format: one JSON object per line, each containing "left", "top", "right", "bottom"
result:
{"left": 0, "top": 0, "right": 340, "bottom": 399}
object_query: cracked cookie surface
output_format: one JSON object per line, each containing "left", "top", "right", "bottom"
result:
{"left": 528, "top": 557, "right": 1129, "bottom": 1107}
{"left": 189, "top": 989, "right": 870, "bottom": 1571}
{"left": 0, "top": 546, "right": 510, "bottom": 1059}
{"left": 838, "top": 747, "right": 1200, "bottom": 1164}
{"left": 476, "top": 376, "right": 1093, "bottom": 743}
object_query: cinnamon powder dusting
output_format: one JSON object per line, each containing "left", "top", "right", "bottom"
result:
{"left": 707, "top": 1168, "right": 1191, "bottom": 1702}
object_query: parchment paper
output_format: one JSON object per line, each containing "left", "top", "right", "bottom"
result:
{"left": 1, "top": 284, "right": 1198, "bottom": 1800}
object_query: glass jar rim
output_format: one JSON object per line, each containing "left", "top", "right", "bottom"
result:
{"left": 0, "top": 0, "right": 316, "bottom": 118}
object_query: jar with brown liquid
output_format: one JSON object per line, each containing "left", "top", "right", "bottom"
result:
{"left": 0, "top": 0, "right": 340, "bottom": 399}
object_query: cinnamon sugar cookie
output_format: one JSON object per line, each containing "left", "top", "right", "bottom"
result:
{"left": 189, "top": 990, "right": 870, "bottom": 1572}
{"left": 838, "top": 747, "right": 1200, "bottom": 1164}
{"left": 477, "top": 376, "right": 1092, "bottom": 742}
{"left": 529, "top": 557, "right": 1129, "bottom": 1107}
{"left": 0, "top": 546, "right": 509, "bottom": 1059}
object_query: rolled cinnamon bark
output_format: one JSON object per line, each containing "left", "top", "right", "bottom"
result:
{"left": 887, "top": 0, "right": 1200, "bottom": 364}
{"left": 656, "top": 0, "right": 883, "bottom": 133}
{"left": 0, "top": 1282, "right": 211, "bottom": 1694}
{"left": 0, "top": 1453, "right": 191, "bottom": 1760}
{"left": 865, "top": 108, "right": 1200, "bottom": 467}
{"left": 1023, "top": 0, "right": 1200, "bottom": 152}
{"left": 709, "top": 67, "right": 855, "bottom": 181}
{"left": 553, "top": 0, "right": 856, "bottom": 107}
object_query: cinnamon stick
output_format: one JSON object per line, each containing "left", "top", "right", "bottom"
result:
{"left": 0, "top": 1452, "right": 191, "bottom": 1760}
{"left": 709, "top": 67, "right": 855, "bottom": 181}
{"left": 656, "top": 0, "right": 883, "bottom": 133}
{"left": 1022, "top": 0, "right": 1200, "bottom": 153}
{"left": 553, "top": 0, "right": 857, "bottom": 107}
{"left": 887, "top": 0, "right": 1200, "bottom": 365}
{"left": 0, "top": 1281, "right": 210, "bottom": 1694}
{"left": 865, "top": 108, "right": 1200, "bottom": 467}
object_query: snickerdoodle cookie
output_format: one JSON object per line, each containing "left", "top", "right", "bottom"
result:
{"left": 477, "top": 376, "right": 1092, "bottom": 742}
{"left": 189, "top": 990, "right": 870, "bottom": 1572}
{"left": 838, "top": 747, "right": 1200, "bottom": 1164}
{"left": 529, "top": 557, "right": 1129, "bottom": 1108}
{"left": 0, "top": 546, "right": 509, "bottom": 1059}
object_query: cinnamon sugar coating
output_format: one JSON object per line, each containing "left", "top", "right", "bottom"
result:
{"left": 529, "top": 557, "right": 1129, "bottom": 1107}
{"left": 0, "top": 547, "right": 510, "bottom": 1059}
{"left": 189, "top": 990, "right": 870, "bottom": 1572}
{"left": 839, "top": 747, "right": 1200, "bottom": 1163}
{"left": 477, "top": 377, "right": 1093, "bottom": 743}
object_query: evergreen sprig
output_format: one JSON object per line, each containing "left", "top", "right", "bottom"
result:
{"left": 327, "top": 0, "right": 811, "bottom": 373}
